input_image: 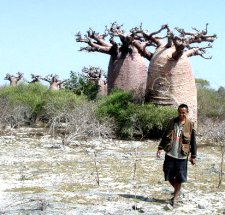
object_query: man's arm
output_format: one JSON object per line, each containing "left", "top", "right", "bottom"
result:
{"left": 156, "top": 118, "right": 174, "bottom": 158}
{"left": 189, "top": 129, "right": 197, "bottom": 164}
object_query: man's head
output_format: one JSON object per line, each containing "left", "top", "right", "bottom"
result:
{"left": 178, "top": 103, "right": 189, "bottom": 120}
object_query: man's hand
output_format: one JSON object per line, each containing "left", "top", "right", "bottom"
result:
{"left": 156, "top": 149, "right": 162, "bottom": 158}
{"left": 189, "top": 157, "right": 196, "bottom": 165}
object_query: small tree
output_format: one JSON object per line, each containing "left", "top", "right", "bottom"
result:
{"left": 65, "top": 69, "right": 100, "bottom": 100}
{"left": 4, "top": 72, "right": 24, "bottom": 86}
{"left": 29, "top": 74, "right": 42, "bottom": 84}
{"left": 200, "top": 119, "right": 225, "bottom": 188}
{"left": 41, "top": 74, "right": 60, "bottom": 90}
{"left": 211, "top": 121, "right": 225, "bottom": 188}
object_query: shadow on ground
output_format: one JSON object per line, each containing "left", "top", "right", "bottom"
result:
{"left": 119, "top": 193, "right": 168, "bottom": 204}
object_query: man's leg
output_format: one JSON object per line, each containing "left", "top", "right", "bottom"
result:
{"left": 169, "top": 179, "right": 175, "bottom": 188}
{"left": 169, "top": 179, "right": 181, "bottom": 200}
{"left": 173, "top": 181, "right": 181, "bottom": 200}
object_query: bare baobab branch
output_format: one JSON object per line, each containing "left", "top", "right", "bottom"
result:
{"left": 163, "top": 24, "right": 216, "bottom": 60}
{"left": 130, "top": 24, "right": 168, "bottom": 60}
{"left": 106, "top": 22, "right": 125, "bottom": 38}
{"left": 174, "top": 24, "right": 217, "bottom": 45}
{"left": 76, "top": 30, "right": 113, "bottom": 54}
{"left": 131, "top": 24, "right": 167, "bottom": 48}
{"left": 132, "top": 40, "right": 154, "bottom": 60}
{"left": 29, "top": 74, "right": 42, "bottom": 83}
{"left": 87, "top": 28, "right": 111, "bottom": 47}
{"left": 185, "top": 44, "right": 213, "bottom": 59}
{"left": 82, "top": 66, "right": 103, "bottom": 81}
{"left": 41, "top": 74, "right": 60, "bottom": 90}
{"left": 57, "top": 80, "right": 67, "bottom": 89}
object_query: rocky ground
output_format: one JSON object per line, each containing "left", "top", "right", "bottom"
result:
{"left": 0, "top": 127, "right": 224, "bottom": 215}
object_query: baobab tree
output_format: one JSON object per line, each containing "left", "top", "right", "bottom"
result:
{"left": 76, "top": 22, "right": 148, "bottom": 100}
{"left": 4, "top": 72, "right": 24, "bottom": 87}
{"left": 57, "top": 80, "right": 67, "bottom": 90}
{"left": 82, "top": 66, "right": 107, "bottom": 96}
{"left": 131, "top": 23, "right": 217, "bottom": 124}
{"left": 29, "top": 74, "right": 42, "bottom": 83}
{"left": 41, "top": 74, "right": 60, "bottom": 90}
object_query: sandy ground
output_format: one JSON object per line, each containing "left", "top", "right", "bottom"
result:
{"left": 0, "top": 127, "right": 224, "bottom": 214}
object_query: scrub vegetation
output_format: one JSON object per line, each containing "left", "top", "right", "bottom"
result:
{"left": 0, "top": 78, "right": 224, "bottom": 141}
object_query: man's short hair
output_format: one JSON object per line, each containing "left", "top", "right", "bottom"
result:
{"left": 178, "top": 103, "right": 189, "bottom": 111}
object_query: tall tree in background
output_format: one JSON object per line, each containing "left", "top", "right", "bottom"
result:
{"left": 132, "top": 23, "right": 216, "bottom": 124}
{"left": 76, "top": 22, "right": 148, "bottom": 100}
{"left": 82, "top": 66, "right": 107, "bottom": 96}
{"left": 41, "top": 74, "right": 60, "bottom": 90}
{"left": 29, "top": 74, "right": 42, "bottom": 83}
{"left": 4, "top": 72, "right": 24, "bottom": 87}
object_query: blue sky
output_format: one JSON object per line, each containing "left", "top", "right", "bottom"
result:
{"left": 0, "top": 0, "right": 224, "bottom": 89}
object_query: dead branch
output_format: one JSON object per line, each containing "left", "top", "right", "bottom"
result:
{"left": 185, "top": 44, "right": 213, "bottom": 59}
{"left": 164, "top": 24, "right": 216, "bottom": 60}
{"left": 130, "top": 24, "right": 168, "bottom": 60}
{"left": 76, "top": 28, "right": 113, "bottom": 54}
{"left": 76, "top": 22, "right": 141, "bottom": 56}
{"left": 132, "top": 24, "right": 167, "bottom": 47}
{"left": 82, "top": 66, "right": 104, "bottom": 81}
{"left": 175, "top": 23, "right": 217, "bottom": 44}
{"left": 48, "top": 102, "right": 115, "bottom": 144}
{"left": 30, "top": 74, "right": 42, "bottom": 83}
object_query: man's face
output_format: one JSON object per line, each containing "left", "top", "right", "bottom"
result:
{"left": 178, "top": 107, "right": 188, "bottom": 120}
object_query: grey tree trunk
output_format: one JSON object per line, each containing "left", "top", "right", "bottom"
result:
{"left": 107, "top": 47, "right": 147, "bottom": 99}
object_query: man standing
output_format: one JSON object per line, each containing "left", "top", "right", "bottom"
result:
{"left": 156, "top": 104, "right": 197, "bottom": 206}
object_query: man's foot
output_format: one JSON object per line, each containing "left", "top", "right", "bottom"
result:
{"left": 170, "top": 197, "right": 183, "bottom": 207}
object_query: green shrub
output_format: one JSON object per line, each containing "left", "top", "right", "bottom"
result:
{"left": 198, "top": 87, "right": 225, "bottom": 121}
{"left": 0, "top": 83, "right": 86, "bottom": 125}
{"left": 41, "top": 89, "right": 85, "bottom": 119}
{"left": 0, "top": 83, "right": 47, "bottom": 116}
{"left": 97, "top": 89, "right": 133, "bottom": 116}
{"left": 97, "top": 90, "right": 176, "bottom": 139}
{"left": 65, "top": 70, "right": 99, "bottom": 100}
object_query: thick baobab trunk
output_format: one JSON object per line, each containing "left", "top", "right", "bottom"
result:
{"left": 4, "top": 72, "right": 23, "bottom": 87}
{"left": 41, "top": 75, "right": 60, "bottom": 90}
{"left": 145, "top": 46, "right": 197, "bottom": 124}
{"left": 108, "top": 47, "right": 147, "bottom": 99}
{"left": 98, "top": 79, "right": 107, "bottom": 96}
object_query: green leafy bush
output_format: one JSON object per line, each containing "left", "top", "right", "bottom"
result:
{"left": 65, "top": 70, "right": 99, "bottom": 100}
{"left": 198, "top": 87, "right": 225, "bottom": 121}
{"left": 41, "top": 89, "right": 85, "bottom": 120}
{"left": 97, "top": 90, "right": 176, "bottom": 139}
{"left": 0, "top": 83, "right": 47, "bottom": 117}
{"left": 0, "top": 83, "right": 85, "bottom": 125}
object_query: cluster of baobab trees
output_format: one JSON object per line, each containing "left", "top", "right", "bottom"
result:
{"left": 4, "top": 73, "right": 66, "bottom": 90}
{"left": 4, "top": 66, "right": 107, "bottom": 94}
{"left": 3, "top": 23, "right": 217, "bottom": 124}
{"left": 76, "top": 22, "right": 217, "bottom": 124}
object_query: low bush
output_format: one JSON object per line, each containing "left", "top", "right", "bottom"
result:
{"left": 97, "top": 90, "right": 176, "bottom": 139}
{"left": 0, "top": 83, "right": 86, "bottom": 126}
{"left": 65, "top": 70, "right": 99, "bottom": 100}
{"left": 197, "top": 87, "right": 225, "bottom": 121}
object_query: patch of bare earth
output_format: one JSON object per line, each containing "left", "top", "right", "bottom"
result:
{"left": 0, "top": 127, "right": 224, "bottom": 214}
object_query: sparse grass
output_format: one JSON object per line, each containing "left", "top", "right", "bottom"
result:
{"left": 59, "top": 183, "right": 97, "bottom": 192}
{"left": 1, "top": 134, "right": 225, "bottom": 214}
{"left": 55, "top": 194, "right": 105, "bottom": 205}
{"left": 6, "top": 186, "right": 47, "bottom": 193}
